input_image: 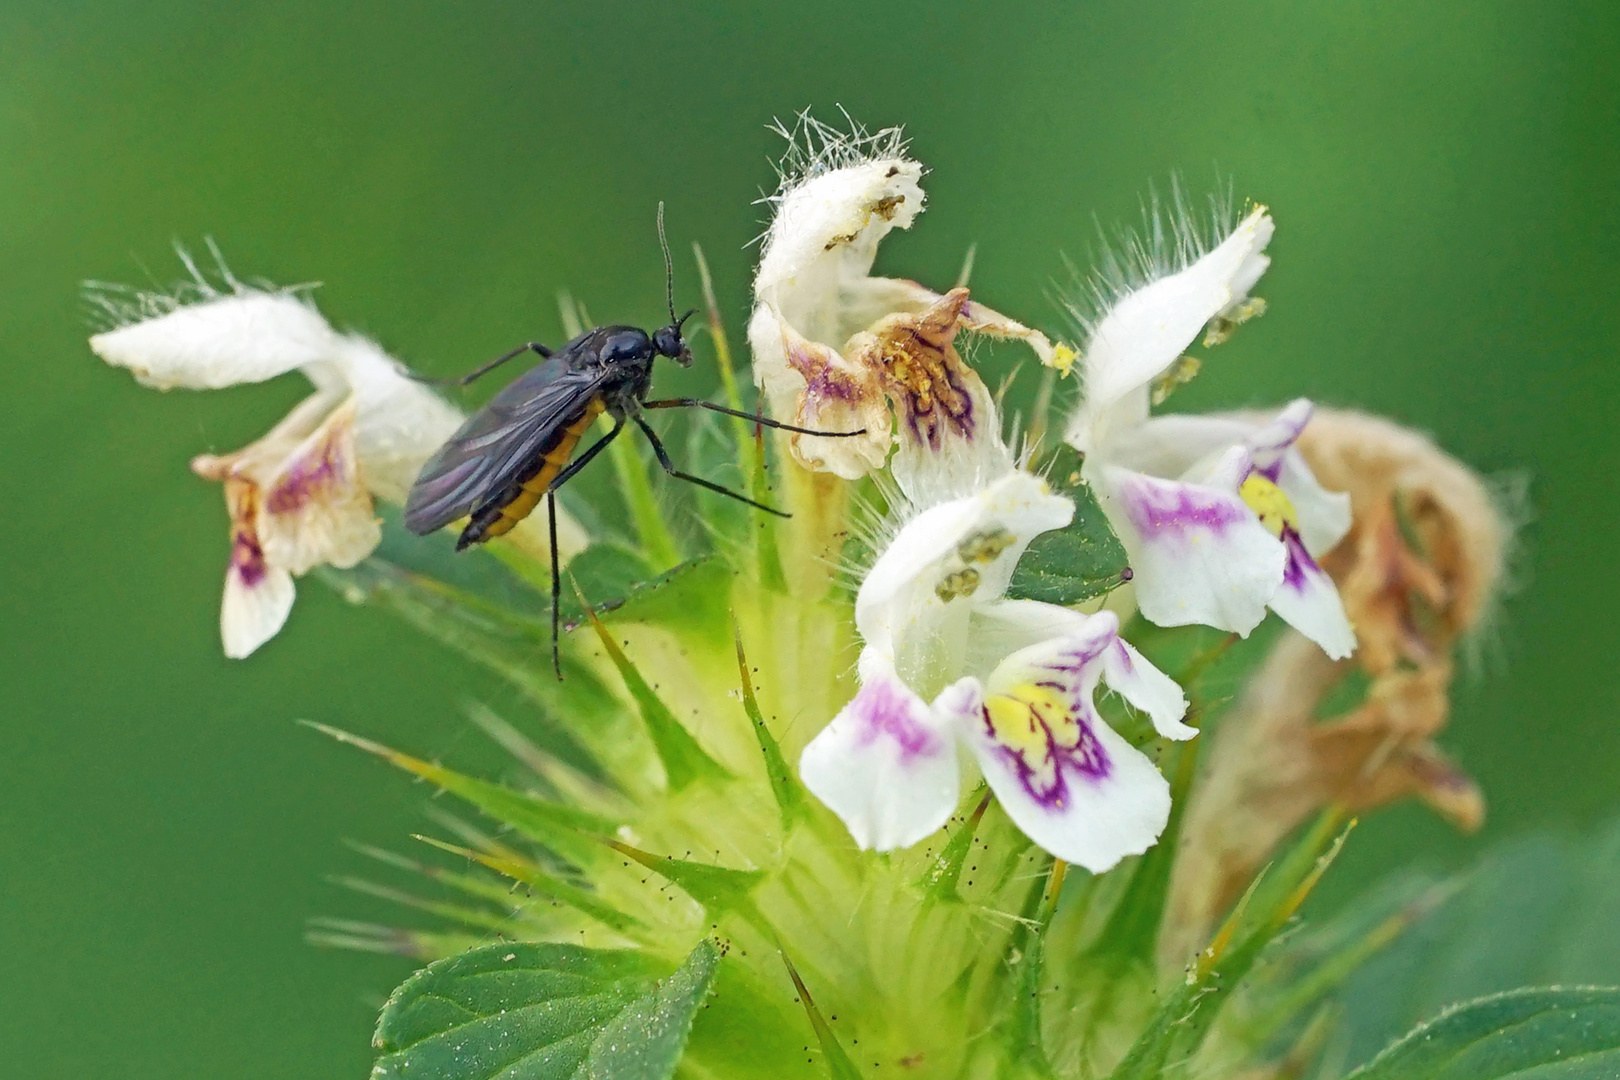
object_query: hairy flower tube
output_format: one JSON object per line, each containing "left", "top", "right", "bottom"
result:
{"left": 88, "top": 260, "right": 585, "bottom": 656}
{"left": 1064, "top": 207, "right": 1357, "bottom": 658}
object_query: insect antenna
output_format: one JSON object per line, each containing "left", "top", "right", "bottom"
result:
{"left": 657, "top": 201, "right": 677, "bottom": 326}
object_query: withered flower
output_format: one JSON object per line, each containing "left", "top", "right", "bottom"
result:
{"left": 1161, "top": 408, "right": 1512, "bottom": 969}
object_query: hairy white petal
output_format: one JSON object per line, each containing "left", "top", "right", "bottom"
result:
{"left": 755, "top": 159, "right": 925, "bottom": 345}
{"left": 857, "top": 471, "right": 1073, "bottom": 691}
{"left": 90, "top": 290, "right": 339, "bottom": 390}
{"left": 799, "top": 650, "right": 959, "bottom": 851}
{"left": 1067, "top": 207, "right": 1274, "bottom": 453}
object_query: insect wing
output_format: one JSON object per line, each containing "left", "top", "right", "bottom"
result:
{"left": 403, "top": 359, "right": 613, "bottom": 535}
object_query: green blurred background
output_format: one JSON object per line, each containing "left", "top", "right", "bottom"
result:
{"left": 3, "top": 1, "right": 1616, "bottom": 1075}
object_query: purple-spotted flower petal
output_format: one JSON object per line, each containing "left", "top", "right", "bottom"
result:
{"left": 1093, "top": 448, "right": 1286, "bottom": 637}
{"left": 749, "top": 114, "right": 1068, "bottom": 482}
{"left": 800, "top": 454, "right": 1192, "bottom": 863}
{"left": 90, "top": 257, "right": 587, "bottom": 657}
{"left": 1065, "top": 204, "right": 1357, "bottom": 659}
{"left": 799, "top": 651, "right": 960, "bottom": 851}
{"left": 940, "top": 611, "right": 1180, "bottom": 872}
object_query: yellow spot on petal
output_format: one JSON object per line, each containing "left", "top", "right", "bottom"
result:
{"left": 1240, "top": 473, "right": 1299, "bottom": 538}
{"left": 983, "top": 683, "right": 1083, "bottom": 797}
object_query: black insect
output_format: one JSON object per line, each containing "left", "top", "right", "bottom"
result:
{"left": 403, "top": 206, "right": 862, "bottom": 677}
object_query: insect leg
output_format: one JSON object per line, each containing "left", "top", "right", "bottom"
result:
{"left": 631, "top": 414, "right": 790, "bottom": 518}
{"left": 640, "top": 398, "right": 865, "bottom": 438}
{"left": 410, "top": 341, "right": 554, "bottom": 388}
{"left": 547, "top": 490, "right": 562, "bottom": 680}
{"left": 547, "top": 417, "right": 625, "bottom": 491}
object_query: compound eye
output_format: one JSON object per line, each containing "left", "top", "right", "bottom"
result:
{"left": 653, "top": 327, "right": 682, "bottom": 357}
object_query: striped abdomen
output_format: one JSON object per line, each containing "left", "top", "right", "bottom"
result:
{"left": 461, "top": 397, "right": 605, "bottom": 545}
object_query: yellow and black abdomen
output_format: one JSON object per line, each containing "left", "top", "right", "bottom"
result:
{"left": 467, "top": 397, "right": 605, "bottom": 543}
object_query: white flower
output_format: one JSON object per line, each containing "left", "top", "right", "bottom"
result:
{"left": 747, "top": 115, "right": 1072, "bottom": 481}
{"left": 795, "top": 331, "right": 1193, "bottom": 870}
{"left": 89, "top": 264, "right": 584, "bottom": 657}
{"left": 1063, "top": 206, "right": 1357, "bottom": 659}
{"left": 799, "top": 468, "right": 1194, "bottom": 872}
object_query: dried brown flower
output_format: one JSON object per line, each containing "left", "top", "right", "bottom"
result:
{"left": 1161, "top": 408, "right": 1513, "bottom": 970}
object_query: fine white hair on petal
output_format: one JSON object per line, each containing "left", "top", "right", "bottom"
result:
{"left": 87, "top": 242, "right": 337, "bottom": 391}
{"left": 1061, "top": 179, "right": 1239, "bottom": 340}
{"left": 1065, "top": 205, "right": 1275, "bottom": 452}
{"left": 752, "top": 111, "right": 926, "bottom": 342}
{"left": 758, "top": 109, "right": 913, "bottom": 225}
{"left": 90, "top": 289, "right": 341, "bottom": 391}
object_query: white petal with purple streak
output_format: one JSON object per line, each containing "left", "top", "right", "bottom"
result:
{"left": 1092, "top": 448, "right": 1286, "bottom": 637}
{"left": 1268, "top": 531, "right": 1357, "bottom": 659}
{"left": 940, "top": 615, "right": 1173, "bottom": 871}
{"left": 799, "top": 651, "right": 961, "bottom": 852}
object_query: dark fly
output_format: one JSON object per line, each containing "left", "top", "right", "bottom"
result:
{"left": 403, "top": 206, "right": 862, "bottom": 677}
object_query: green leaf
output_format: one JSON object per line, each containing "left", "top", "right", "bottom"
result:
{"left": 581, "top": 605, "right": 729, "bottom": 791}
{"left": 588, "top": 556, "right": 734, "bottom": 644}
{"left": 554, "top": 543, "right": 656, "bottom": 625}
{"left": 1006, "top": 445, "right": 1129, "bottom": 606}
{"left": 305, "top": 723, "right": 614, "bottom": 868}
{"left": 1346, "top": 987, "right": 1620, "bottom": 1080}
{"left": 916, "top": 790, "right": 990, "bottom": 901}
{"left": 682, "top": 957, "right": 821, "bottom": 1080}
{"left": 1107, "top": 815, "right": 1353, "bottom": 1080}
{"left": 734, "top": 626, "right": 804, "bottom": 830}
{"left": 412, "top": 835, "right": 643, "bottom": 935}
{"left": 780, "top": 949, "right": 865, "bottom": 1080}
{"left": 1334, "top": 816, "right": 1620, "bottom": 1067}
{"left": 608, "top": 841, "right": 764, "bottom": 922}
{"left": 999, "top": 858, "right": 1068, "bottom": 1078}
{"left": 372, "top": 939, "right": 719, "bottom": 1080}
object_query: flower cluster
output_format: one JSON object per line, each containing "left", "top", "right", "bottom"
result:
{"left": 86, "top": 117, "right": 1524, "bottom": 1080}
{"left": 765, "top": 128, "right": 1358, "bottom": 872}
